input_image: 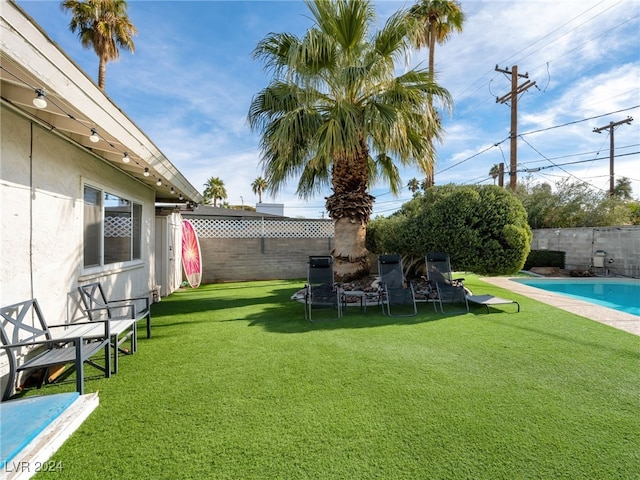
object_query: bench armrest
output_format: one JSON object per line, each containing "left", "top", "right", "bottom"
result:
{"left": 0, "top": 336, "right": 87, "bottom": 350}
{"left": 109, "top": 296, "right": 149, "bottom": 304}
{"left": 106, "top": 297, "right": 150, "bottom": 312}
{"left": 85, "top": 304, "right": 136, "bottom": 319}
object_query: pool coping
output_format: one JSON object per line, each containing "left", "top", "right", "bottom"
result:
{"left": 1, "top": 392, "right": 98, "bottom": 479}
{"left": 481, "top": 277, "right": 640, "bottom": 337}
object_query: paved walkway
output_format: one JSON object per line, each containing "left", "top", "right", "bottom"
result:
{"left": 481, "top": 277, "right": 640, "bottom": 337}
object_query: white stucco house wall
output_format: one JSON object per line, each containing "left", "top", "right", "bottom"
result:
{"left": 1, "top": 2, "right": 202, "bottom": 390}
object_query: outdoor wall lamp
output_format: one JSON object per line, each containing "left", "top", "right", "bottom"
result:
{"left": 143, "top": 167, "right": 150, "bottom": 177}
{"left": 122, "top": 152, "right": 130, "bottom": 163}
{"left": 156, "top": 179, "right": 162, "bottom": 186}
{"left": 89, "top": 128, "right": 99, "bottom": 143}
{"left": 33, "top": 89, "right": 47, "bottom": 109}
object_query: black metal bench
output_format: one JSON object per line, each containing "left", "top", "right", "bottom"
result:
{"left": 78, "top": 283, "right": 151, "bottom": 343}
{"left": 0, "top": 299, "right": 111, "bottom": 401}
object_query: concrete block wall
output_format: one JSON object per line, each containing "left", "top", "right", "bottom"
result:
{"left": 531, "top": 226, "right": 640, "bottom": 277}
{"left": 192, "top": 222, "right": 639, "bottom": 283}
{"left": 199, "top": 237, "right": 333, "bottom": 282}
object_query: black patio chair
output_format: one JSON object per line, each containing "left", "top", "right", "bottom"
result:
{"left": 425, "top": 252, "right": 469, "bottom": 314}
{"left": 304, "top": 256, "right": 342, "bottom": 322}
{"left": 378, "top": 254, "right": 417, "bottom": 317}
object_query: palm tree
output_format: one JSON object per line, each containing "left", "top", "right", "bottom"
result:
{"left": 407, "top": 178, "right": 420, "bottom": 195}
{"left": 61, "top": 0, "right": 137, "bottom": 91}
{"left": 613, "top": 177, "right": 633, "bottom": 201}
{"left": 251, "top": 177, "right": 268, "bottom": 203}
{"left": 248, "top": 0, "right": 451, "bottom": 281}
{"left": 489, "top": 164, "right": 501, "bottom": 185}
{"left": 203, "top": 177, "right": 227, "bottom": 207}
{"left": 408, "top": 0, "right": 465, "bottom": 188}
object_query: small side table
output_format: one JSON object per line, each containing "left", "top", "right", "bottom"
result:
{"left": 342, "top": 290, "right": 372, "bottom": 313}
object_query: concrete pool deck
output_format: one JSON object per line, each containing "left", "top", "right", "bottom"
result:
{"left": 1, "top": 392, "right": 98, "bottom": 479}
{"left": 482, "top": 277, "right": 640, "bottom": 337}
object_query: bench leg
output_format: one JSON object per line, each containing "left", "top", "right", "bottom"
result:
{"left": 76, "top": 341, "right": 84, "bottom": 395}
{"left": 105, "top": 340, "right": 112, "bottom": 378}
{"left": 112, "top": 334, "right": 119, "bottom": 374}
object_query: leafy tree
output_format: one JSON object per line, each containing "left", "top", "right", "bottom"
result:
{"left": 515, "top": 177, "right": 635, "bottom": 228}
{"left": 202, "top": 177, "right": 227, "bottom": 207}
{"left": 407, "top": 0, "right": 465, "bottom": 188}
{"left": 251, "top": 177, "right": 268, "bottom": 203}
{"left": 514, "top": 181, "right": 555, "bottom": 229}
{"left": 367, "top": 184, "right": 531, "bottom": 275}
{"left": 629, "top": 201, "right": 640, "bottom": 225}
{"left": 61, "top": 0, "right": 137, "bottom": 90}
{"left": 248, "top": 0, "right": 452, "bottom": 281}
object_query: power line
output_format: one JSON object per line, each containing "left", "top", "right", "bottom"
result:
{"left": 518, "top": 143, "right": 639, "bottom": 167}
{"left": 446, "top": 2, "right": 637, "bottom": 139}
{"left": 518, "top": 147, "right": 639, "bottom": 173}
{"left": 435, "top": 139, "right": 508, "bottom": 176}
{"left": 593, "top": 116, "right": 634, "bottom": 195}
{"left": 519, "top": 105, "right": 639, "bottom": 137}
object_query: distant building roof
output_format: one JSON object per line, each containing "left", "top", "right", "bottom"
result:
{"left": 183, "top": 205, "right": 287, "bottom": 219}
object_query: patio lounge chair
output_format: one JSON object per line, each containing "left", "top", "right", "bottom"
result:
{"left": 304, "top": 256, "right": 342, "bottom": 322}
{"left": 378, "top": 254, "right": 417, "bottom": 317}
{"left": 0, "top": 299, "right": 111, "bottom": 400}
{"left": 466, "top": 295, "right": 520, "bottom": 313}
{"left": 425, "top": 252, "right": 469, "bottom": 314}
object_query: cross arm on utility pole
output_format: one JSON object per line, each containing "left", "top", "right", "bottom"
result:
{"left": 494, "top": 65, "right": 537, "bottom": 191}
{"left": 495, "top": 65, "right": 529, "bottom": 79}
{"left": 592, "top": 116, "right": 634, "bottom": 196}
{"left": 592, "top": 116, "right": 633, "bottom": 134}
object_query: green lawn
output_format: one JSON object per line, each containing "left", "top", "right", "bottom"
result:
{"left": 33, "top": 277, "right": 640, "bottom": 479}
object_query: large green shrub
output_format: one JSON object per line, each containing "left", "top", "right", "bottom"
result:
{"left": 524, "top": 250, "right": 566, "bottom": 270}
{"left": 367, "top": 185, "right": 532, "bottom": 275}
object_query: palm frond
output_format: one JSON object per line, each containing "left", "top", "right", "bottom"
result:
{"left": 248, "top": 0, "right": 453, "bottom": 205}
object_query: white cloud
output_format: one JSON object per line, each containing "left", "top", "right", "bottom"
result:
{"left": 18, "top": 0, "right": 640, "bottom": 213}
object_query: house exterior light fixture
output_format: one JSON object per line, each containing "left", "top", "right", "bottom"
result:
{"left": 156, "top": 179, "right": 162, "bottom": 186}
{"left": 143, "top": 167, "right": 150, "bottom": 177}
{"left": 89, "top": 128, "right": 99, "bottom": 143}
{"left": 122, "top": 152, "right": 130, "bottom": 163}
{"left": 33, "top": 89, "right": 47, "bottom": 108}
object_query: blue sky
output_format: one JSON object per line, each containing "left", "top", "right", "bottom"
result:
{"left": 17, "top": 0, "right": 640, "bottom": 218}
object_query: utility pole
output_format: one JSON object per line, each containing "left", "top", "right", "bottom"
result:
{"left": 592, "top": 116, "right": 633, "bottom": 196}
{"left": 495, "top": 65, "right": 536, "bottom": 191}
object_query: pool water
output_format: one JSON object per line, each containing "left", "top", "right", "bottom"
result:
{"left": 515, "top": 278, "right": 640, "bottom": 317}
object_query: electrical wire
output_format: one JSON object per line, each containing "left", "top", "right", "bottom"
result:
{"left": 0, "top": 64, "right": 181, "bottom": 195}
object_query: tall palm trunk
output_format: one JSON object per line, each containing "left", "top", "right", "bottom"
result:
{"left": 326, "top": 141, "right": 374, "bottom": 281}
{"left": 98, "top": 56, "right": 107, "bottom": 90}
{"left": 425, "top": 18, "right": 438, "bottom": 188}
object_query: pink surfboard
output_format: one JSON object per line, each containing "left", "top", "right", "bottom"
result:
{"left": 181, "top": 220, "right": 202, "bottom": 288}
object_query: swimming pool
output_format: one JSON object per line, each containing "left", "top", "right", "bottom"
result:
{"left": 514, "top": 278, "right": 640, "bottom": 317}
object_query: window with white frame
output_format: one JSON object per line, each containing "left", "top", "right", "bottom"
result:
{"left": 83, "top": 185, "right": 142, "bottom": 268}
